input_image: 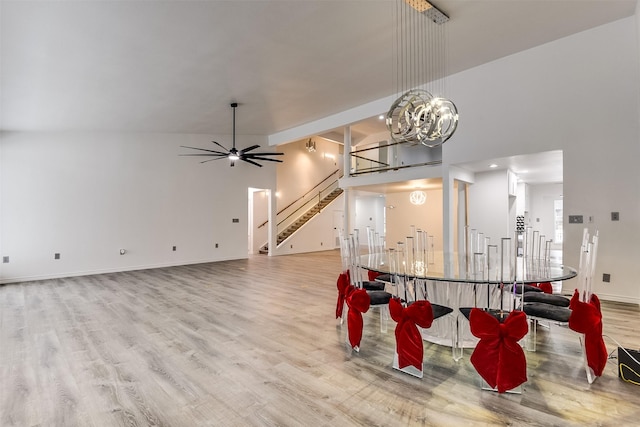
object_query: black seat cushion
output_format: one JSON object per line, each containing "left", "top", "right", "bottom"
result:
{"left": 432, "top": 303, "right": 454, "bottom": 320}
{"left": 459, "top": 307, "right": 511, "bottom": 323}
{"left": 523, "top": 302, "right": 571, "bottom": 323}
{"left": 374, "top": 273, "right": 395, "bottom": 283}
{"left": 522, "top": 292, "right": 570, "bottom": 307}
{"left": 367, "top": 290, "right": 393, "bottom": 305}
{"left": 408, "top": 301, "right": 453, "bottom": 320}
{"left": 362, "top": 280, "right": 386, "bottom": 291}
{"left": 512, "top": 284, "right": 543, "bottom": 294}
{"left": 459, "top": 307, "right": 473, "bottom": 320}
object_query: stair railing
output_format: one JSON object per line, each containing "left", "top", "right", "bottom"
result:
{"left": 258, "top": 169, "right": 342, "bottom": 229}
{"left": 275, "top": 178, "right": 342, "bottom": 240}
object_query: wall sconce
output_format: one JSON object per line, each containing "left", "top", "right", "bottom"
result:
{"left": 409, "top": 190, "right": 427, "bottom": 205}
{"left": 306, "top": 138, "right": 316, "bottom": 152}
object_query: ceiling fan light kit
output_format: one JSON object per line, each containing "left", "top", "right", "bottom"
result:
{"left": 180, "top": 103, "right": 284, "bottom": 167}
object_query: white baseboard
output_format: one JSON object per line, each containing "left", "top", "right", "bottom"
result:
{"left": 0, "top": 256, "right": 247, "bottom": 285}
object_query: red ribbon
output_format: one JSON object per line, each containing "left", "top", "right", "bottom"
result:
{"left": 346, "top": 288, "right": 370, "bottom": 349}
{"left": 368, "top": 270, "right": 381, "bottom": 281}
{"left": 336, "top": 272, "right": 351, "bottom": 319}
{"left": 469, "top": 309, "right": 528, "bottom": 393}
{"left": 568, "top": 289, "right": 607, "bottom": 377}
{"left": 389, "top": 298, "right": 434, "bottom": 371}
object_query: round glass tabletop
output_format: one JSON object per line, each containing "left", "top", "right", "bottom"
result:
{"left": 359, "top": 252, "right": 577, "bottom": 284}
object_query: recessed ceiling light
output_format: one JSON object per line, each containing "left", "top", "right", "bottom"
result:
{"left": 489, "top": 163, "right": 498, "bottom": 168}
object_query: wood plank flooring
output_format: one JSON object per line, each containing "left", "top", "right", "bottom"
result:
{"left": 1, "top": 250, "right": 639, "bottom": 426}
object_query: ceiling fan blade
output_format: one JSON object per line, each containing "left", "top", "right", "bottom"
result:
{"left": 180, "top": 146, "right": 228, "bottom": 156}
{"left": 240, "top": 145, "right": 261, "bottom": 154}
{"left": 179, "top": 153, "right": 228, "bottom": 157}
{"left": 241, "top": 157, "right": 263, "bottom": 167}
{"left": 245, "top": 156, "right": 283, "bottom": 163}
{"left": 200, "top": 156, "right": 229, "bottom": 163}
{"left": 211, "top": 140, "right": 230, "bottom": 152}
{"left": 244, "top": 151, "right": 284, "bottom": 156}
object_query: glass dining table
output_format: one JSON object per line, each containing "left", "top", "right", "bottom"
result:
{"left": 359, "top": 251, "right": 577, "bottom": 348}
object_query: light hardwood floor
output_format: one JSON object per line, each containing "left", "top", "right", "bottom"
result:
{"left": 1, "top": 250, "right": 639, "bottom": 426}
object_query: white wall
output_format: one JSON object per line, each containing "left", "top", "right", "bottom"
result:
{"left": 276, "top": 137, "right": 342, "bottom": 210}
{"left": 467, "top": 170, "right": 511, "bottom": 244}
{"left": 528, "top": 183, "right": 563, "bottom": 245}
{"left": 385, "top": 188, "right": 444, "bottom": 250}
{"left": 0, "top": 131, "right": 276, "bottom": 283}
{"left": 444, "top": 17, "right": 640, "bottom": 303}
{"left": 354, "top": 193, "right": 385, "bottom": 237}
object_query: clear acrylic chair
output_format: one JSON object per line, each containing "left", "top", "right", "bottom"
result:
{"left": 461, "top": 237, "right": 528, "bottom": 393}
{"left": 390, "top": 235, "right": 453, "bottom": 378}
{"left": 342, "top": 232, "right": 392, "bottom": 353}
{"left": 568, "top": 229, "right": 606, "bottom": 384}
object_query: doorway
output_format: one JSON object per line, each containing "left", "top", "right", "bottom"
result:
{"left": 248, "top": 187, "right": 269, "bottom": 254}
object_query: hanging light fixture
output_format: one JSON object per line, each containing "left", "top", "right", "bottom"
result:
{"left": 410, "top": 190, "right": 427, "bottom": 205}
{"left": 387, "top": 0, "right": 458, "bottom": 148}
{"left": 305, "top": 138, "right": 316, "bottom": 153}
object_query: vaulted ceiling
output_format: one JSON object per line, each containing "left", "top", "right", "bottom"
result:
{"left": 1, "top": 0, "right": 636, "bottom": 137}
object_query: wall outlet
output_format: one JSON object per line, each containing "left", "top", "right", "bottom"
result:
{"left": 603, "top": 273, "right": 611, "bottom": 283}
{"left": 119, "top": 249, "right": 126, "bottom": 255}
{"left": 54, "top": 253, "right": 60, "bottom": 260}
{"left": 2, "top": 256, "right": 9, "bottom": 263}
{"left": 215, "top": 243, "right": 219, "bottom": 248}
{"left": 232, "top": 218, "right": 239, "bottom": 223}
{"left": 172, "top": 246, "right": 177, "bottom": 251}
{"left": 611, "top": 212, "right": 620, "bottom": 221}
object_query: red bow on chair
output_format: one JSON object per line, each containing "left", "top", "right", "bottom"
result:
{"left": 346, "top": 288, "right": 370, "bottom": 349}
{"left": 336, "top": 272, "right": 351, "bottom": 319}
{"left": 536, "top": 282, "right": 553, "bottom": 294}
{"left": 569, "top": 289, "right": 607, "bottom": 377}
{"left": 389, "top": 298, "right": 434, "bottom": 370}
{"left": 368, "top": 270, "right": 381, "bottom": 281}
{"left": 469, "top": 309, "right": 528, "bottom": 393}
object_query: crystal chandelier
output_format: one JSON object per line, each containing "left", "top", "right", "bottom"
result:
{"left": 387, "top": 0, "right": 459, "bottom": 148}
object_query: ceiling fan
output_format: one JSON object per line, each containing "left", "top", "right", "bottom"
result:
{"left": 181, "top": 103, "right": 284, "bottom": 167}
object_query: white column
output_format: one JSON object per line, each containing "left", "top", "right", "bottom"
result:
{"left": 443, "top": 167, "right": 455, "bottom": 255}
{"left": 457, "top": 181, "right": 467, "bottom": 254}
{"left": 342, "top": 125, "right": 352, "bottom": 233}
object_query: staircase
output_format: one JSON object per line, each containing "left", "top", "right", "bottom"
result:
{"left": 260, "top": 187, "right": 343, "bottom": 253}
